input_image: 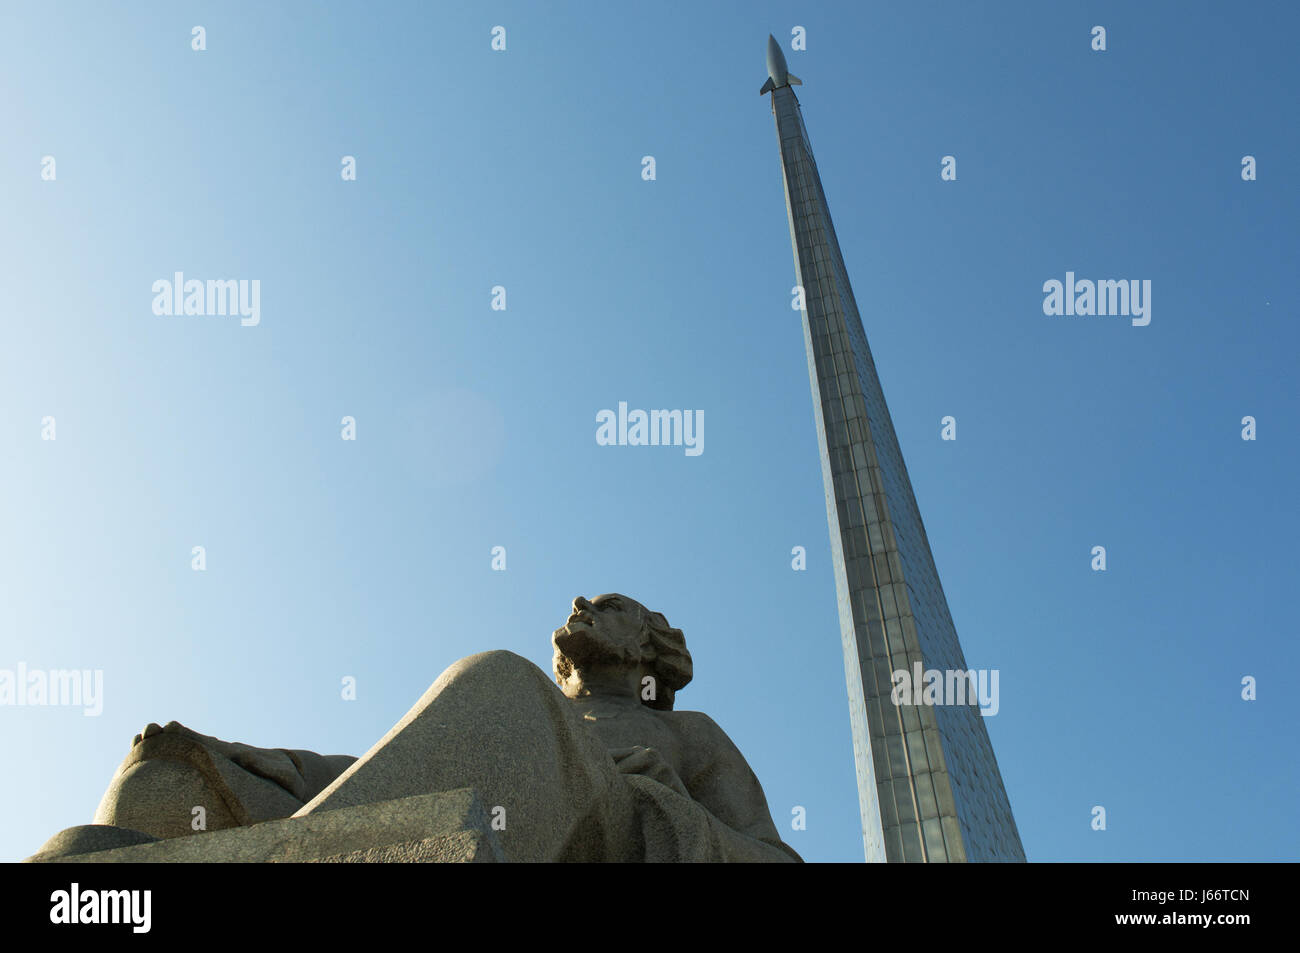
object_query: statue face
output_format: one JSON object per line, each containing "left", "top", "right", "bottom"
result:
{"left": 552, "top": 593, "right": 646, "bottom": 669}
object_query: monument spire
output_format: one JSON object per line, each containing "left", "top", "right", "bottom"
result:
{"left": 762, "top": 36, "right": 1025, "bottom": 862}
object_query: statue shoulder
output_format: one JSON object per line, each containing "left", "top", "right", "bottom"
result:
{"left": 655, "top": 708, "right": 740, "bottom": 754}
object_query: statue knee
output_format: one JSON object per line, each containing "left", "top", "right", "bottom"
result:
{"left": 441, "top": 649, "right": 551, "bottom": 689}
{"left": 94, "top": 758, "right": 241, "bottom": 839}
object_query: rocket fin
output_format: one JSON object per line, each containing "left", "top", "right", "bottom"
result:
{"left": 787, "top": 73, "right": 802, "bottom": 86}
{"left": 760, "top": 77, "right": 775, "bottom": 95}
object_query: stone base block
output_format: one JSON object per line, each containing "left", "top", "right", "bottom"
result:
{"left": 26, "top": 788, "right": 504, "bottom": 863}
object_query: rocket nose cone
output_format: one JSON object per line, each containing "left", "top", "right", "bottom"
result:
{"left": 766, "top": 34, "right": 787, "bottom": 81}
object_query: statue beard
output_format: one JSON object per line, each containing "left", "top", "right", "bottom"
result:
{"left": 552, "top": 623, "right": 641, "bottom": 680}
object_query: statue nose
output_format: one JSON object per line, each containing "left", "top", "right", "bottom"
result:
{"left": 573, "top": 596, "right": 592, "bottom": 613}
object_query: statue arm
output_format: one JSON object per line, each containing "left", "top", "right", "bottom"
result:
{"left": 678, "top": 713, "right": 802, "bottom": 862}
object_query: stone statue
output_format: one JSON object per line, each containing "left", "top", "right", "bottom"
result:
{"left": 66, "top": 594, "right": 800, "bottom": 862}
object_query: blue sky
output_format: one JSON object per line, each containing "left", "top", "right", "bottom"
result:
{"left": 1, "top": 1, "right": 1296, "bottom": 862}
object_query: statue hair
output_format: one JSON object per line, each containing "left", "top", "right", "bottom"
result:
{"left": 640, "top": 605, "right": 692, "bottom": 711}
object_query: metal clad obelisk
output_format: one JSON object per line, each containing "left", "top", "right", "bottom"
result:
{"left": 761, "top": 35, "right": 1025, "bottom": 862}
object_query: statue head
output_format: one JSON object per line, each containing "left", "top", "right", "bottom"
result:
{"left": 551, "top": 593, "right": 692, "bottom": 711}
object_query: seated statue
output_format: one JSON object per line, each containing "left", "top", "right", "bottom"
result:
{"left": 89, "top": 594, "right": 801, "bottom": 862}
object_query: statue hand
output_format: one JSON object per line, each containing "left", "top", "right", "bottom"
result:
{"left": 225, "top": 744, "right": 309, "bottom": 801}
{"left": 608, "top": 745, "right": 691, "bottom": 799}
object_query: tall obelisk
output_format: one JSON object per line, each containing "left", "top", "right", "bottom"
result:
{"left": 762, "top": 35, "right": 1025, "bottom": 862}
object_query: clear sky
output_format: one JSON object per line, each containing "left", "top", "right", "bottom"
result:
{"left": 1, "top": 2, "right": 1296, "bottom": 863}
